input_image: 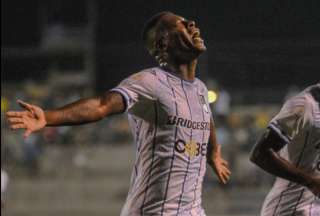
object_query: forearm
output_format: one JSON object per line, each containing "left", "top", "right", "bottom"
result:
{"left": 257, "top": 149, "right": 312, "bottom": 186}
{"left": 206, "top": 119, "right": 231, "bottom": 183}
{"left": 45, "top": 92, "right": 125, "bottom": 126}
{"left": 250, "top": 129, "right": 314, "bottom": 187}
{"left": 207, "top": 120, "right": 219, "bottom": 164}
{"left": 45, "top": 97, "right": 103, "bottom": 126}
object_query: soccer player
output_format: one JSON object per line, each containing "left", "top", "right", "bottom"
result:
{"left": 6, "top": 12, "right": 230, "bottom": 215}
{"left": 250, "top": 84, "right": 320, "bottom": 216}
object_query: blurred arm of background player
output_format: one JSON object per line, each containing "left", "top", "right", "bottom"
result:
{"left": 1, "top": 169, "right": 9, "bottom": 209}
{"left": 6, "top": 91, "right": 125, "bottom": 139}
{"left": 250, "top": 128, "right": 320, "bottom": 197}
{"left": 207, "top": 120, "right": 231, "bottom": 184}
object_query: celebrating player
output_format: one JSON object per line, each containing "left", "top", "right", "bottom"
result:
{"left": 250, "top": 84, "right": 320, "bottom": 215}
{"left": 6, "top": 12, "right": 230, "bottom": 215}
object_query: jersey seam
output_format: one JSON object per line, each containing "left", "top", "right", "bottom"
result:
{"left": 177, "top": 80, "right": 193, "bottom": 215}
{"left": 141, "top": 101, "right": 158, "bottom": 215}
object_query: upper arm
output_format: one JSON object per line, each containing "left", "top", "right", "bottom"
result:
{"left": 98, "top": 91, "right": 126, "bottom": 117}
{"left": 250, "top": 128, "right": 288, "bottom": 164}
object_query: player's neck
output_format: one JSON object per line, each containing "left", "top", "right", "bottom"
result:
{"left": 165, "top": 59, "right": 197, "bottom": 82}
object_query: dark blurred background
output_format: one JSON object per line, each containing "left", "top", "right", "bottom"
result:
{"left": 1, "top": 1, "right": 320, "bottom": 216}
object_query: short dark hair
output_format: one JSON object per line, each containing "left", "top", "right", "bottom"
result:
{"left": 142, "top": 11, "right": 172, "bottom": 56}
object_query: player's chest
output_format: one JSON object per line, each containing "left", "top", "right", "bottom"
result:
{"left": 288, "top": 125, "right": 320, "bottom": 163}
{"left": 156, "top": 82, "right": 211, "bottom": 124}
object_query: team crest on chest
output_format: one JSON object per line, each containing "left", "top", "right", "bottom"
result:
{"left": 198, "top": 94, "right": 209, "bottom": 114}
{"left": 185, "top": 141, "right": 198, "bottom": 158}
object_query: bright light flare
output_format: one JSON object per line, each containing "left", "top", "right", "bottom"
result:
{"left": 208, "top": 90, "right": 218, "bottom": 104}
{"left": 1, "top": 97, "right": 9, "bottom": 112}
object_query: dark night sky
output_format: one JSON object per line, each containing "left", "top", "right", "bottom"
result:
{"left": 3, "top": 0, "right": 320, "bottom": 46}
{"left": 2, "top": 0, "right": 320, "bottom": 90}
{"left": 1, "top": 0, "right": 320, "bottom": 45}
{"left": 96, "top": 1, "right": 320, "bottom": 43}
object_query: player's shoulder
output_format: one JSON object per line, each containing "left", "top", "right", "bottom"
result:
{"left": 195, "top": 78, "right": 209, "bottom": 92}
{"left": 129, "top": 68, "right": 157, "bottom": 80}
{"left": 287, "top": 85, "right": 319, "bottom": 107}
{"left": 282, "top": 90, "right": 311, "bottom": 117}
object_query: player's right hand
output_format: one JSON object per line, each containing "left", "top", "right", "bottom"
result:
{"left": 6, "top": 100, "right": 46, "bottom": 139}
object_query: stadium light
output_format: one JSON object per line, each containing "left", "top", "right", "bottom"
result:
{"left": 208, "top": 90, "right": 218, "bottom": 104}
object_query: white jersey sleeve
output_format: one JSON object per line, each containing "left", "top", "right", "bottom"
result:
{"left": 269, "top": 95, "right": 310, "bottom": 144}
{"left": 111, "top": 70, "right": 157, "bottom": 112}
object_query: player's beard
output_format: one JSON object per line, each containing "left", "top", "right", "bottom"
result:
{"left": 169, "top": 34, "right": 205, "bottom": 63}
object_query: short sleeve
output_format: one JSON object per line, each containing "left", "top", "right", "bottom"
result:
{"left": 110, "top": 71, "right": 156, "bottom": 112}
{"left": 268, "top": 95, "right": 309, "bottom": 144}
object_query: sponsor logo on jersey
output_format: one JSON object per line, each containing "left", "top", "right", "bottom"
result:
{"left": 175, "top": 139, "right": 207, "bottom": 158}
{"left": 166, "top": 115, "right": 210, "bottom": 131}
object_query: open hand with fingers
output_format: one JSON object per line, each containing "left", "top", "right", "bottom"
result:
{"left": 209, "top": 145, "right": 231, "bottom": 184}
{"left": 6, "top": 100, "right": 46, "bottom": 139}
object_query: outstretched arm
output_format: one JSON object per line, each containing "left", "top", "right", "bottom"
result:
{"left": 250, "top": 128, "right": 320, "bottom": 197}
{"left": 44, "top": 91, "right": 125, "bottom": 126}
{"left": 6, "top": 91, "right": 125, "bottom": 138}
{"left": 207, "top": 119, "right": 231, "bottom": 184}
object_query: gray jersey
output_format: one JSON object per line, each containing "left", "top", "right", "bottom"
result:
{"left": 111, "top": 67, "right": 211, "bottom": 216}
{"left": 261, "top": 85, "right": 320, "bottom": 216}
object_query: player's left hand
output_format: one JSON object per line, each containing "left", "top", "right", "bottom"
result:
{"left": 210, "top": 145, "right": 231, "bottom": 184}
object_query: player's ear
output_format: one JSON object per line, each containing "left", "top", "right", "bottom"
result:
{"left": 155, "top": 32, "right": 169, "bottom": 52}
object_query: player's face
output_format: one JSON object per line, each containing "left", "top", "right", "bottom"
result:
{"left": 161, "top": 14, "right": 206, "bottom": 61}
